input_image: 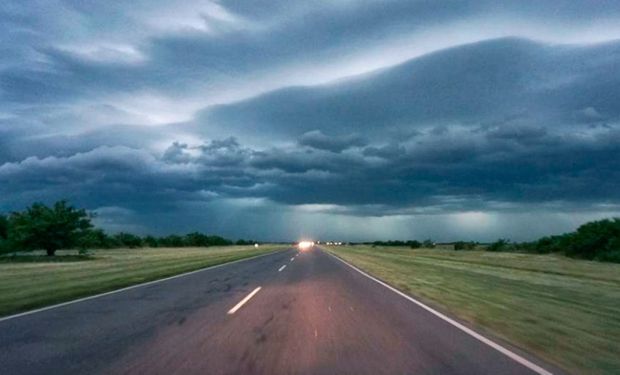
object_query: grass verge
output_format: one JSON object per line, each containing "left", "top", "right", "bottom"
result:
{"left": 324, "top": 245, "right": 620, "bottom": 374}
{"left": 0, "top": 245, "right": 286, "bottom": 318}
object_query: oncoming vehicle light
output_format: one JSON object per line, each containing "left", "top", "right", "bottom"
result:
{"left": 298, "top": 241, "right": 314, "bottom": 250}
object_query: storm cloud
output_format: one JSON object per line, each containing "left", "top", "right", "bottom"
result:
{"left": 1, "top": 1, "right": 620, "bottom": 241}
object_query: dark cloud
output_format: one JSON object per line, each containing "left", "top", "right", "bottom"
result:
{"left": 2, "top": 1, "right": 620, "bottom": 240}
{"left": 204, "top": 38, "right": 620, "bottom": 141}
{"left": 298, "top": 130, "right": 366, "bottom": 153}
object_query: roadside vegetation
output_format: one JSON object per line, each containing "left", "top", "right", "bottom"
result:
{"left": 0, "top": 201, "right": 260, "bottom": 256}
{"left": 0, "top": 200, "right": 286, "bottom": 317}
{"left": 487, "top": 218, "right": 620, "bottom": 263}
{"left": 324, "top": 245, "right": 620, "bottom": 374}
{"left": 0, "top": 246, "right": 286, "bottom": 317}
{"left": 356, "top": 218, "right": 620, "bottom": 263}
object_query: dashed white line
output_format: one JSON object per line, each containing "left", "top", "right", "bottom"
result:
{"left": 0, "top": 251, "right": 282, "bottom": 323}
{"left": 290, "top": 257, "right": 295, "bottom": 262}
{"left": 278, "top": 265, "right": 287, "bottom": 272}
{"left": 227, "top": 287, "right": 262, "bottom": 315}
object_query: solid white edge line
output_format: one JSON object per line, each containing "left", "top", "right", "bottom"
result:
{"left": 0, "top": 249, "right": 289, "bottom": 323}
{"left": 325, "top": 250, "right": 553, "bottom": 375}
{"left": 278, "top": 265, "right": 287, "bottom": 272}
{"left": 227, "top": 286, "right": 262, "bottom": 315}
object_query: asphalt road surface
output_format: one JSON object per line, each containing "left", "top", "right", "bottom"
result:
{"left": 0, "top": 247, "right": 559, "bottom": 375}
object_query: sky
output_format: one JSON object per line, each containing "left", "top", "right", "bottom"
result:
{"left": 1, "top": 0, "right": 620, "bottom": 242}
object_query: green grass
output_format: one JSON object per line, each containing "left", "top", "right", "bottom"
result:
{"left": 324, "top": 245, "right": 620, "bottom": 374}
{"left": 0, "top": 245, "right": 286, "bottom": 317}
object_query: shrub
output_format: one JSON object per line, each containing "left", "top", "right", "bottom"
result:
{"left": 409, "top": 240, "right": 421, "bottom": 249}
{"left": 564, "top": 219, "right": 620, "bottom": 260}
{"left": 454, "top": 241, "right": 477, "bottom": 250}
{"left": 422, "top": 239, "right": 435, "bottom": 248}
{"left": 487, "top": 239, "right": 510, "bottom": 252}
{"left": 143, "top": 236, "right": 159, "bottom": 248}
{"left": 0, "top": 214, "right": 8, "bottom": 240}
{"left": 113, "top": 232, "right": 143, "bottom": 248}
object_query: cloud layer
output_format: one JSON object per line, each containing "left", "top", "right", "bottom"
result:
{"left": 1, "top": 1, "right": 620, "bottom": 240}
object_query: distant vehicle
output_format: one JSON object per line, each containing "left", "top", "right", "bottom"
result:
{"left": 297, "top": 241, "right": 314, "bottom": 250}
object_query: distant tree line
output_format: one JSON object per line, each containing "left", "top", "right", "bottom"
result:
{"left": 352, "top": 218, "right": 620, "bottom": 263}
{"left": 0, "top": 201, "right": 256, "bottom": 256}
{"left": 366, "top": 240, "right": 435, "bottom": 249}
{"left": 486, "top": 218, "right": 620, "bottom": 262}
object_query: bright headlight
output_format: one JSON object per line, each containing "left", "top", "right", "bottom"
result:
{"left": 298, "top": 241, "right": 314, "bottom": 250}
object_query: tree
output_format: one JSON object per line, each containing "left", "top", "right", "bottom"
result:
{"left": 422, "top": 239, "right": 436, "bottom": 249}
{"left": 184, "top": 232, "right": 210, "bottom": 247}
{"left": 0, "top": 214, "right": 8, "bottom": 254}
{"left": 159, "top": 234, "right": 185, "bottom": 247}
{"left": 454, "top": 241, "right": 476, "bottom": 250}
{"left": 564, "top": 218, "right": 620, "bottom": 260}
{"left": 487, "top": 239, "right": 509, "bottom": 252}
{"left": 114, "top": 232, "right": 143, "bottom": 248}
{"left": 408, "top": 240, "right": 421, "bottom": 249}
{"left": 8, "top": 201, "right": 92, "bottom": 256}
{"left": 75, "top": 228, "right": 111, "bottom": 250}
{"left": 0, "top": 214, "right": 8, "bottom": 240}
{"left": 143, "top": 235, "right": 159, "bottom": 248}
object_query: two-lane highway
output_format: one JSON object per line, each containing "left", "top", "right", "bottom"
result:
{"left": 0, "top": 247, "right": 557, "bottom": 374}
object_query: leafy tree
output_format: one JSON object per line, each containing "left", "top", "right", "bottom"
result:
{"left": 204, "top": 235, "right": 233, "bottom": 246}
{"left": 487, "top": 239, "right": 509, "bottom": 252}
{"left": 143, "top": 235, "right": 159, "bottom": 248}
{"left": 75, "top": 228, "right": 111, "bottom": 250}
{"left": 422, "top": 239, "right": 435, "bottom": 248}
{"left": 454, "top": 241, "right": 477, "bottom": 250}
{"left": 159, "top": 235, "right": 185, "bottom": 247}
{"left": 565, "top": 218, "right": 620, "bottom": 260}
{"left": 184, "top": 232, "right": 210, "bottom": 247}
{"left": 114, "top": 232, "right": 143, "bottom": 248}
{"left": 8, "top": 201, "right": 92, "bottom": 256}
{"left": 409, "top": 240, "right": 421, "bottom": 249}
{"left": 0, "top": 214, "right": 8, "bottom": 240}
{"left": 0, "top": 214, "right": 8, "bottom": 254}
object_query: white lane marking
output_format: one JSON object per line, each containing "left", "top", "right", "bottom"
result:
{"left": 314, "top": 329, "right": 318, "bottom": 338}
{"left": 228, "top": 287, "right": 262, "bottom": 315}
{"left": 328, "top": 306, "right": 332, "bottom": 312}
{"left": 325, "top": 251, "right": 553, "bottom": 375}
{"left": 278, "top": 265, "right": 287, "bottom": 272}
{"left": 290, "top": 257, "right": 295, "bottom": 262}
{"left": 0, "top": 250, "right": 289, "bottom": 323}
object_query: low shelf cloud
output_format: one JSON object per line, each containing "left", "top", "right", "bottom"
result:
{"left": 1, "top": 1, "right": 619, "bottom": 241}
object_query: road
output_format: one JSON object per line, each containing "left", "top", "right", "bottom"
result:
{"left": 0, "top": 247, "right": 558, "bottom": 375}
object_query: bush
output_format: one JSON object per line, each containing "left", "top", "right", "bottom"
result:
{"left": 236, "top": 239, "right": 256, "bottom": 245}
{"left": 422, "top": 239, "right": 435, "bottom": 248}
{"left": 454, "top": 241, "right": 477, "bottom": 250}
{"left": 113, "top": 232, "right": 143, "bottom": 248}
{"left": 409, "top": 240, "right": 421, "bottom": 249}
{"left": 488, "top": 239, "right": 510, "bottom": 252}
{"left": 564, "top": 219, "right": 620, "bottom": 260}
{"left": 158, "top": 235, "right": 185, "bottom": 247}
{"left": 595, "top": 250, "right": 620, "bottom": 263}
{"left": 0, "top": 214, "right": 8, "bottom": 240}
{"left": 76, "top": 229, "right": 110, "bottom": 250}
{"left": 143, "top": 235, "right": 159, "bottom": 248}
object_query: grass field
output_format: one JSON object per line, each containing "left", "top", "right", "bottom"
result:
{"left": 324, "top": 245, "right": 620, "bottom": 374}
{"left": 0, "top": 245, "right": 286, "bottom": 318}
